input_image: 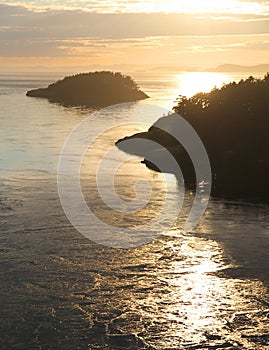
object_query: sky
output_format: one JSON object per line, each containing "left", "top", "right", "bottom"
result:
{"left": 1, "top": 0, "right": 269, "bottom": 69}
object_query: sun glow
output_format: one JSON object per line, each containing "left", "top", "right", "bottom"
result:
{"left": 164, "top": 0, "right": 261, "bottom": 14}
{"left": 178, "top": 72, "right": 230, "bottom": 98}
{"left": 132, "top": 0, "right": 265, "bottom": 15}
{"left": 13, "top": 0, "right": 267, "bottom": 15}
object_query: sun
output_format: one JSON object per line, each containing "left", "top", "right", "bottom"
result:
{"left": 178, "top": 72, "right": 230, "bottom": 98}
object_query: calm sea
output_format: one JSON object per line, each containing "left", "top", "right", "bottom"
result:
{"left": 0, "top": 71, "right": 268, "bottom": 349}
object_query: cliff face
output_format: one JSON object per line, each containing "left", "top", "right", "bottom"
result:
{"left": 26, "top": 71, "right": 149, "bottom": 107}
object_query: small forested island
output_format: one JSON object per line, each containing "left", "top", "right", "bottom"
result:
{"left": 116, "top": 74, "right": 269, "bottom": 201}
{"left": 26, "top": 71, "right": 149, "bottom": 107}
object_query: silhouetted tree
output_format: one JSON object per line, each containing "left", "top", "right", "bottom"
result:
{"left": 173, "top": 74, "right": 269, "bottom": 161}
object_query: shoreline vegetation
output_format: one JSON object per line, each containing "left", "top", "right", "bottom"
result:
{"left": 116, "top": 74, "right": 269, "bottom": 202}
{"left": 26, "top": 71, "right": 149, "bottom": 107}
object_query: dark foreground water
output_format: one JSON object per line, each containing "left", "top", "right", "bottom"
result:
{"left": 1, "top": 223, "right": 269, "bottom": 349}
{"left": 0, "top": 72, "right": 268, "bottom": 349}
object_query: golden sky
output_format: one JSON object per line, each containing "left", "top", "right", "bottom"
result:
{"left": 1, "top": 0, "right": 269, "bottom": 69}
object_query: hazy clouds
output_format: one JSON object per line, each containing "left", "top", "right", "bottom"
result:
{"left": 1, "top": 1, "right": 269, "bottom": 67}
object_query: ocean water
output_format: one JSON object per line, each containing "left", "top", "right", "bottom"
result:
{"left": 0, "top": 71, "right": 268, "bottom": 349}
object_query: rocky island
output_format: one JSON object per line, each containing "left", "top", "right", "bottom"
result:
{"left": 116, "top": 74, "right": 269, "bottom": 201}
{"left": 26, "top": 71, "right": 149, "bottom": 107}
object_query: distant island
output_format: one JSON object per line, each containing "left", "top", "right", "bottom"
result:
{"left": 26, "top": 71, "right": 149, "bottom": 107}
{"left": 116, "top": 74, "right": 269, "bottom": 201}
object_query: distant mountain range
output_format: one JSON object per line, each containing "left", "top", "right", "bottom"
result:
{"left": 2, "top": 63, "right": 269, "bottom": 74}
{"left": 206, "top": 64, "right": 269, "bottom": 73}
{"left": 148, "top": 64, "right": 269, "bottom": 73}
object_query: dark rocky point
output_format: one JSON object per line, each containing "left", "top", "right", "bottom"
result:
{"left": 116, "top": 74, "right": 269, "bottom": 202}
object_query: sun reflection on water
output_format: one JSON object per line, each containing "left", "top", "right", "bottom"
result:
{"left": 168, "top": 236, "right": 229, "bottom": 334}
{"left": 131, "top": 233, "right": 266, "bottom": 348}
{"left": 177, "top": 72, "right": 230, "bottom": 98}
